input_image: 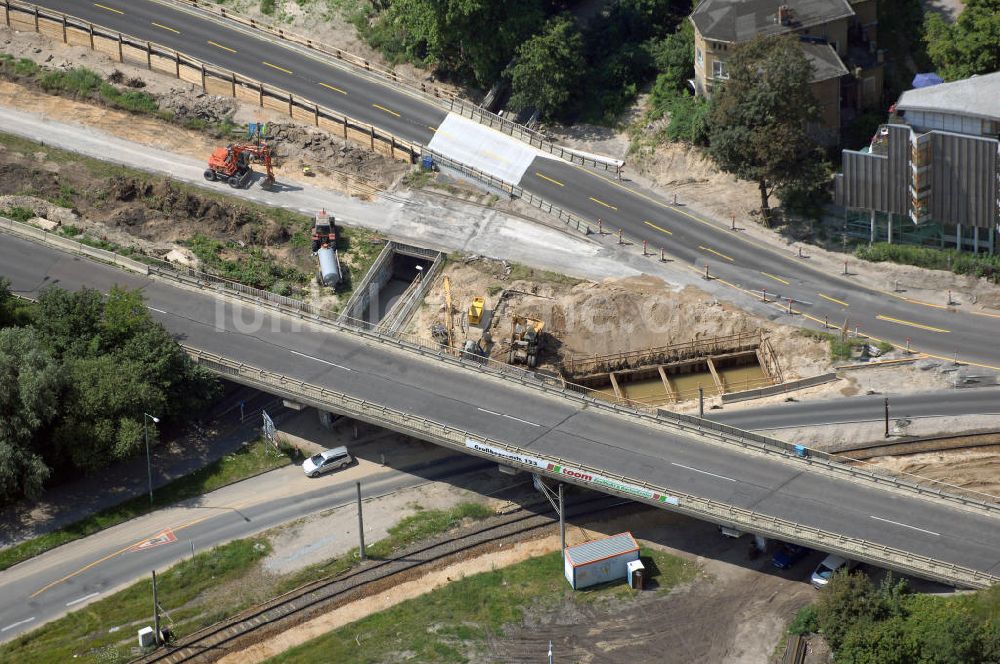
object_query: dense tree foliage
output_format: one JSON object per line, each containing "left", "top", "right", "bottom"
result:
{"left": 359, "top": 0, "right": 691, "bottom": 122}
{"left": 705, "top": 35, "right": 827, "bottom": 220}
{"left": 366, "top": 0, "right": 546, "bottom": 87}
{"left": 925, "top": 0, "right": 1000, "bottom": 81}
{"left": 509, "top": 14, "right": 585, "bottom": 118}
{"left": 0, "top": 281, "right": 217, "bottom": 504}
{"left": 809, "top": 571, "right": 1000, "bottom": 663}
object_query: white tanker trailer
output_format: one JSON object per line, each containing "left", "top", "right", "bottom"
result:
{"left": 311, "top": 209, "right": 342, "bottom": 287}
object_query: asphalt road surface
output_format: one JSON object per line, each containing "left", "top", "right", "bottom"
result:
{"left": 20, "top": 0, "right": 1000, "bottom": 371}
{"left": 0, "top": 453, "right": 492, "bottom": 642}
{"left": 712, "top": 387, "right": 1000, "bottom": 430}
{"left": 4, "top": 234, "right": 1000, "bottom": 601}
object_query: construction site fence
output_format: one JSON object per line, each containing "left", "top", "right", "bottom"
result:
{"left": 182, "top": 345, "right": 999, "bottom": 590}
{"left": 3, "top": 0, "right": 420, "bottom": 164}
{"left": 721, "top": 373, "right": 839, "bottom": 404}
{"left": 564, "top": 331, "right": 764, "bottom": 376}
{"left": 160, "top": 0, "right": 623, "bottom": 174}
{"left": 425, "top": 150, "right": 594, "bottom": 236}
{"left": 4, "top": 212, "right": 999, "bottom": 517}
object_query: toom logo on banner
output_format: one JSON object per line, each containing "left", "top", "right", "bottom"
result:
{"left": 546, "top": 463, "right": 594, "bottom": 482}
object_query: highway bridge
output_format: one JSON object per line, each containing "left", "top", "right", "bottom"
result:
{"left": 3, "top": 222, "right": 1000, "bottom": 591}
{"left": 9, "top": 0, "right": 1000, "bottom": 371}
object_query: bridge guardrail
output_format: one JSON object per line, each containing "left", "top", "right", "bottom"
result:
{"left": 166, "top": 0, "right": 623, "bottom": 174}
{"left": 0, "top": 216, "right": 151, "bottom": 275}
{"left": 3, "top": 0, "right": 420, "bottom": 164}
{"left": 424, "top": 149, "right": 593, "bottom": 236}
{"left": 182, "top": 345, "right": 999, "bottom": 590}
{"left": 3, "top": 212, "right": 998, "bottom": 519}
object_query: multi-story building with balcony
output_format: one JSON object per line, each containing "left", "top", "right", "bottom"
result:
{"left": 835, "top": 71, "right": 1000, "bottom": 253}
{"left": 689, "top": 0, "right": 884, "bottom": 145}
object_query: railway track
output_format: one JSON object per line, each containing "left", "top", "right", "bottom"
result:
{"left": 133, "top": 494, "right": 632, "bottom": 663}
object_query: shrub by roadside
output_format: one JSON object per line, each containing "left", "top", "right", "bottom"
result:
{"left": 856, "top": 243, "right": 1000, "bottom": 284}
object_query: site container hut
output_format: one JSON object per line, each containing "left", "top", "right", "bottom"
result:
{"left": 564, "top": 532, "right": 640, "bottom": 590}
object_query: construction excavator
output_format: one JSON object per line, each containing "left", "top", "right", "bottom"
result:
{"left": 204, "top": 143, "right": 276, "bottom": 189}
{"left": 509, "top": 314, "right": 544, "bottom": 368}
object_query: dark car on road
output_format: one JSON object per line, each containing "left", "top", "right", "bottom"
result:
{"left": 771, "top": 543, "right": 811, "bottom": 569}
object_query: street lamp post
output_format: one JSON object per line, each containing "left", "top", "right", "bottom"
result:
{"left": 144, "top": 413, "right": 160, "bottom": 505}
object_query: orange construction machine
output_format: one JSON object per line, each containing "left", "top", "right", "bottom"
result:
{"left": 204, "top": 143, "right": 275, "bottom": 189}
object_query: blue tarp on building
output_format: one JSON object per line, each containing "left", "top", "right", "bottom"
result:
{"left": 912, "top": 73, "right": 944, "bottom": 89}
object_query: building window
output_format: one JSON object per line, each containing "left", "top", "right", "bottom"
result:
{"left": 712, "top": 60, "right": 728, "bottom": 79}
{"left": 696, "top": 47, "right": 703, "bottom": 65}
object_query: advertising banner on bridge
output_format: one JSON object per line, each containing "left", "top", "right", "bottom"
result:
{"left": 464, "top": 439, "right": 679, "bottom": 506}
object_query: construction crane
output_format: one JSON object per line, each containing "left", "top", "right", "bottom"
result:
{"left": 203, "top": 143, "right": 276, "bottom": 189}
{"left": 443, "top": 276, "right": 455, "bottom": 349}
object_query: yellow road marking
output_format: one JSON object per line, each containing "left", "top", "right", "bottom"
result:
{"left": 263, "top": 61, "right": 293, "bottom": 74}
{"left": 372, "top": 103, "right": 400, "bottom": 117}
{"left": 93, "top": 2, "right": 123, "bottom": 14}
{"left": 151, "top": 21, "right": 179, "bottom": 34}
{"left": 699, "top": 245, "right": 734, "bottom": 262}
{"left": 319, "top": 82, "right": 347, "bottom": 95}
{"left": 972, "top": 309, "right": 1000, "bottom": 319}
{"left": 875, "top": 315, "right": 950, "bottom": 334}
{"left": 208, "top": 40, "right": 237, "bottom": 53}
{"left": 589, "top": 197, "right": 618, "bottom": 211}
{"left": 644, "top": 220, "right": 672, "bottom": 235}
{"left": 535, "top": 172, "right": 564, "bottom": 187}
{"left": 879, "top": 290, "right": 948, "bottom": 309}
{"left": 761, "top": 271, "right": 789, "bottom": 285}
{"left": 31, "top": 500, "right": 254, "bottom": 598}
{"left": 818, "top": 292, "right": 849, "bottom": 307}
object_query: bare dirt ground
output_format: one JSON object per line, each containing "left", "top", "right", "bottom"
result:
{"left": 227, "top": 506, "right": 817, "bottom": 664}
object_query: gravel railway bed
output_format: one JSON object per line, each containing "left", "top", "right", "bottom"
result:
{"left": 133, "top": 494, "right": 634, "bottom": 663}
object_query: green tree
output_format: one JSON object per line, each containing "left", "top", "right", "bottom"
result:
{"left": 705, "top": 35, "right": 827, "bottom": 221}
{"left": 0, "top": 328, "right": 58, "bottom": 502}
{"left": 650, "top": 20, "right": 694, "bottom": 96}
{"left": 816, "top": 571, "right": 889, "bottom": 651}
{"left": 925, "top": 0, "right": 1000, "bottom": 81}
{"left": 836, "top": 616, "right": 914, "bottom": 664}
{"left": 376, "top": 0, "right": 545, "bottom": 87}
{"left": 509, "top": 14, "right": 585, "bottom": 117}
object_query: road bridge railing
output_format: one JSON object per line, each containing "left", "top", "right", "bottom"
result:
{"left": 182, "top": 345, "right": 1000, "bottom": 590}
{"left": 3, "top": 212, "right": 999, "bottom": 520}
{"left": 3, "top": 0, "right": 421, "bottom": 164}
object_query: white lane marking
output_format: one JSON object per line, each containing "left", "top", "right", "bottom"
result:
{"left": 671, "top": 462, "right": 737, "bottom": 482}
{"left": 502, "top": 414, "right": 540, "bottom": 427}
{"left": 477, "top": 408, "right": 539, "bottom": 427}
{"left": 148, "top": 307, "right": 167, "bottom": 314}
{"left": 66, "top": 591, "right": 101, "bottom": 607}
{"left": 870, "top": 515, "right": 940, "bottom": 536}
{"left": 289, "top": 349, "right": 352, "bottom": 371}
{"left": 1, "top": 617, "right": 36, "bottom": 632}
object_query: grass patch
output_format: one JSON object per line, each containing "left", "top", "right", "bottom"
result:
{"left": 0, "top": 537, "right": 271, "bottom": 664}
{"left": 270, "top": 547, "right": 697, "bottom": 663}
{"left": 0, "top": 439, "right": 295, "bottom": 572}
{"left": 507, "top": 261, "right": 583, "bottom": 287}
{"left": 1, "top": 206, "right": 35, "bottom": 222}
{"left": 856, "top": 242, "right": 1000, "bottom": 284}
{"left": 184, "top": 232, "right": 308, "bottom": 294}
{"left": 402, "top": 167, "right": 435, "bottom": 190}
{"left": 794, "top": 329, "right": 874, "bottom": 361}
{"left": 277, "top": 502, "right": 494, "bottom": 593}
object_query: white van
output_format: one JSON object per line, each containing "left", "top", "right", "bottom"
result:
{"left": 810, "top": 554, "right": 856, "bottom": 588}
{"left": 302, "top": 446, "right": 353, "bottom": 477}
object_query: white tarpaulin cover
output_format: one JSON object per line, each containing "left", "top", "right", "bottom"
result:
{"left": 427, "top": 113, "right": 542, "bottom": 184}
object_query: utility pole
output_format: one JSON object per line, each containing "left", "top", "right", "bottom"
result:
{"left": 152, "top": 569, "right": 161, "bottom": 647}
{"left": 884, "top": 398, "right": 890, "bottom": 438}
{"left": 144, "top": 413, "right": 159, "bottom": 505}
{"left": 558, "top": 484, "right": 565, "bottom": 564}
{"left": 356, "top": 482, "right": 366, "bottom": 561}
{"left": 698, "top": 387, "right": 704, "bottom": 418}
